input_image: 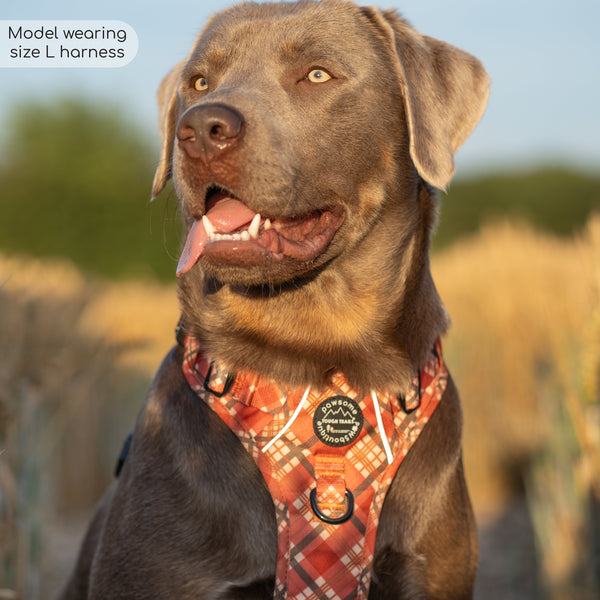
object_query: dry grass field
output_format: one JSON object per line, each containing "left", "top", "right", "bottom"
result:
{"left": 1, "top": 217, "right": 598, "bottom": 599}
{"left": 433, "top": 217, "right": 600, "bottom": 599}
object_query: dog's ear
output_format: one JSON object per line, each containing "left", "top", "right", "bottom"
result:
{"left": 151, "top": 61, "right": 184, "bottom": 200}
{"left": 361, "top": 7, "right": 490, "bottom": 190}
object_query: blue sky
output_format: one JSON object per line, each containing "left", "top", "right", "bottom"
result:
{"left": 1, "top": 0, "right": 599, "bottom": 177}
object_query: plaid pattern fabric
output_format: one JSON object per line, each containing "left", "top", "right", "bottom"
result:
{"left": 183, "top": 337, "right": 447, "bottom": 600}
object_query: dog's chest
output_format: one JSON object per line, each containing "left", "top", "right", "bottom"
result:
{"left": 182, "top": 334, "right": 447, "bottom": 599}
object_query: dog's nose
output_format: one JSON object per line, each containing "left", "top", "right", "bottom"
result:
{"left": 177, "top": 104, "right": 244, "bottom": 162}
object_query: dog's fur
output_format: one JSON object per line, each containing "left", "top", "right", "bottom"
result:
{"left": 59, "top": 1, "right": 489, "bottom": 598}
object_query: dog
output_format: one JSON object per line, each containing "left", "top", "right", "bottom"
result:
{"left": 58, "top": 1, "right": 489, "bottom": 598}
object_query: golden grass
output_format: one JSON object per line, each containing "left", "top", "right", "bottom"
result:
{"left": 0, "top": 255, "right": 178, "bottom": 598}
{"left": 1, "top": 217, "right": 598, "bottom": 598}
{"left": 78, "top": 279, "right": 179, "bottom": 374}
{"left": 0, "top": 254, "right": 179, "bottom": 374}
{"left": 432, "top": 216, "right": 600, "bottom": 597}
{"left": 433, "top": 217, "right": 599, "bottom": 506}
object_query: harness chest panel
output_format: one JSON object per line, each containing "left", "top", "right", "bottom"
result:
{"left": 183, "top": 336, "right": 447, "bottom": 600}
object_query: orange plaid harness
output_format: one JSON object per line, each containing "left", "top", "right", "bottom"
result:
{"left": 182, "top": 334, "right": 447, "bottom": 600}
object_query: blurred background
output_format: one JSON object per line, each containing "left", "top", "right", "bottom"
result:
{"left": 0, "top": 0, "right": 599, "bottom": 599}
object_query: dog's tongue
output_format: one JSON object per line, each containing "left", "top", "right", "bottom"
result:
{"left": 176, "top": 197, "right": 257, "bottom": 277}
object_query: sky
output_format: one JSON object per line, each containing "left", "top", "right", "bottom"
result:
{"left": 1, "top": 0, "right": 599, "bottom": 177}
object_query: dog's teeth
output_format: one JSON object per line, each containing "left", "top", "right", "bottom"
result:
{"left": 202, "top": 215, "right": 216, "bottom": 239}
{"left": 264, "top": 219, "right": 272, "bottom": 230}
{"left": 248, "top": 213, "right": 261, "bottom": 239}
{"left": 202, "top": 213, "right": 263, "bottom": 244}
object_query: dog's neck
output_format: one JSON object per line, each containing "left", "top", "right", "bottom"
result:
{"left": 178, "top": 182, "right": 448, "bottom": 395}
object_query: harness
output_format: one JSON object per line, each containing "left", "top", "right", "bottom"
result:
{"left": 181, "top": 332, "right": 448, "bottom": 600}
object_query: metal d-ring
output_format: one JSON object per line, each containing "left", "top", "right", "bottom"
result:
{"left": 310, "top": 488, "right": 354, "bottom": 524}
{"left": 203, "top": 362, "right": 235, "bottom": 398}
{"left": 398, "top": 370, "right": 422, "bottom": 414}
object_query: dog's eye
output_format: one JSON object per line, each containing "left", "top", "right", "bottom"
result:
{"left": 193, "top": 76, "right": 208, "bottom": 91}
{"left": 306, "top": 68, "right": 332, "bottom": 84}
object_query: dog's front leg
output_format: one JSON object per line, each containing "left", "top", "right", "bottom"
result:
{"left": 369, "top": 382, "right": 478, "bottom": 600}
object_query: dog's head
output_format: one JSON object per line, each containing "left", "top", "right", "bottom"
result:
{"left": 152, "top": 0, "right": 489, "bottom": 288}
{"left": 151, "top": 0, "right": 488, "bottom": 387}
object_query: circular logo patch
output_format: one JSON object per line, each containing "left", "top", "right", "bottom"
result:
{"left": 313, "top": 395, "right": 363, "bottom": 447}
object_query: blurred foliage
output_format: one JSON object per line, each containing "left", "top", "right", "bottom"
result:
{"left": 0, "top": 254, "right": 156, "bottom": 598}
{"left": 0, "top": 97, "right": 181, "bottom": 281}
{"left": 0, "top": 97, "right": 598, "bottom": 281}
{"left": 436, "top": 168, "right": 600, "bottom": 249}
{"left": 434, "top": 218, "right": 600, "bottom": 599}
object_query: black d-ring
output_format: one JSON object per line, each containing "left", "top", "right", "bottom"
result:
{"left": 398, "top": 370, "right": 422, "bottom": 414}
{"left": 310, "top": 488, "right": 354, "bottom": 524}
{"left": 203, "top": 362, "right": 235, "bottom": 398}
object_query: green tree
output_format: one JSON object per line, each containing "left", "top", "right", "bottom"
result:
{"left": 436, "top": 168, "right": 600, "bottom": 249}
{"left": 0, "top": 98, "right": 180, "bottom": 280}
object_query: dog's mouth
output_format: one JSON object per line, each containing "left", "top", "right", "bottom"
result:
{"left": 176, "top": 189, "right": 345, "bottom": 277}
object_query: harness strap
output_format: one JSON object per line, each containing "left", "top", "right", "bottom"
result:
{"left": 315, "top": 453, "right": 348, "bottom": 515}
{"left": 182, "top": 335, "right": 447, "bottom": 600}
